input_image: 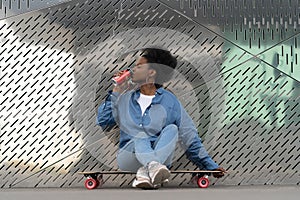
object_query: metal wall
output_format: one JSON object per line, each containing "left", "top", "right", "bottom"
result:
{"left": 0, "top": 0, "right": 299, "bottom": 188}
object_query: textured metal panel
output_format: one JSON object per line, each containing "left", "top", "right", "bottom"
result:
{"left": 0, "top": 0, "right": 70, "bottom": 19}
{"left": 0, "top": 0, "right": 299, "bottom": 188}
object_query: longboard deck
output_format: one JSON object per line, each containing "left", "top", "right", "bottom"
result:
{"left": 79, "top": 170, "right": 224, "bottom": 189}
{"left": 78, "top": 170, "right": 221, "bottom": 175}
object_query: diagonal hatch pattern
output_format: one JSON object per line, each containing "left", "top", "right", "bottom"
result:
{"left": 0, "top": 0, "right": 299, "bottom": 188}
{"left": 213, "top": 59, "right": 299, "bottom": 185}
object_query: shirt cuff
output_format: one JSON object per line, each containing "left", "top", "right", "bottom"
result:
{"left": 201, "top": 157, "right": 219, "bottom": 170}
{"left": 106, "top": 90, "right": 120, "bottom": 101}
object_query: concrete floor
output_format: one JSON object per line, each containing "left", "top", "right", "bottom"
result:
{"left": 1, "top": 185, "right": 299, "bottom": 200}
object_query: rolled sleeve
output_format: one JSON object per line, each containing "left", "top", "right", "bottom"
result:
{"left": 96, "top": 91, "right": 120, "bottom": 128}
{"left": 176, "top": 102, "right": 219, "bottom": 170}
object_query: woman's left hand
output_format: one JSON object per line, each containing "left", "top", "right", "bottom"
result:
{"left": 212, "top": 167, "right": 227, "bottom": 178}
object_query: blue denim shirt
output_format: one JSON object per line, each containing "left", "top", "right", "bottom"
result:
{"left": 97, "top": 87, "right": 219, "bottom": 170}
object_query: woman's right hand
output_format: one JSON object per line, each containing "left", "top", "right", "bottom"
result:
{"left": 112, "top": 71, "right": 131, "bottom": 93}
{"left": 113, "top": 82, "right": 129, "bottom": 93}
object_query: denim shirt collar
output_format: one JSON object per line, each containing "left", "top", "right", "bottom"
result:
{"left": 133, "top": 87, "right": 164, "bottom": 104}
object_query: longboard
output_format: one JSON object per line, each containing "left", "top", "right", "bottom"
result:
{"left": 78, "top": 170, "right": 222, "bottom": 189}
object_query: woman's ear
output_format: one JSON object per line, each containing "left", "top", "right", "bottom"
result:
{"left": 148, "top": 68, "right": 157, "bottom": 78}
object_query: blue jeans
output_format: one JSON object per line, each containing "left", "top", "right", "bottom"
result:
{"left": 116, "top": 124, "right": 179, "bottom": 172}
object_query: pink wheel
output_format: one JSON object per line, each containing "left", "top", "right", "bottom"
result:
{"left": 197, "top": 177, "right": 209, "bottom": 188}
{"left": 85, "top": 178, "right": 98, "bottom": 190}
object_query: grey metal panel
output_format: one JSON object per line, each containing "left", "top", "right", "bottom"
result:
{"left": 0, "top": 0, "right": 71, "bottom": 19}
{"left": 0, "top": 0, "right": 299, "bottom": 188}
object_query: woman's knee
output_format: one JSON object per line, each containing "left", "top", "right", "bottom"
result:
{"left": 117, "top": 150, "right": 141, "bottom": 172}
{"left": 164, "top": 124, "right": 179, "bottom": 136}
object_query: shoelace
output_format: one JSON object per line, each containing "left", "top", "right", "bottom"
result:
{"left": 146, "top": 162, "right": 164, "bottom": 178}
{"left": 145, "top": 163, "right": 151, "bottom": 177}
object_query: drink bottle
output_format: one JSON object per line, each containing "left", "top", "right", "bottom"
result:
{"left": 112, "top": 69, "right": 132, "bottom": 85}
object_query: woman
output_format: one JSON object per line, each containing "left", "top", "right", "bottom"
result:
{"left": 97, "top": 48, "right": 226, "bottom": 189}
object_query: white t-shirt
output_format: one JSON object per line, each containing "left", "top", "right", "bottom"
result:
{"left": 137, "top": 93, "right": 155, "bottom": 115}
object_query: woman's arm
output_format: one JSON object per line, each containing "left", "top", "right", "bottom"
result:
{"left": 96, "top": 91, "right": 119, "bottom": 129}
{"left": 175, "top": 101, "right": 220, "bottom": 171}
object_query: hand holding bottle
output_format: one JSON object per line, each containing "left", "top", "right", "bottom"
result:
{"left": 112, "top": 70, "right": 132, "bottom": 93}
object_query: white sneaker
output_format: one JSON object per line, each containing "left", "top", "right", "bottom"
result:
{"left": 152, "top": 178, "right": 169, "bottom": 189}
{"left": 147, "top": 161, "right": 170, "bottom": 185}
{"left": 162, "top": 179, "right": 169, "bottom": 184}
{"left": 132, "top": 166, "right": 153, "bottom": 189}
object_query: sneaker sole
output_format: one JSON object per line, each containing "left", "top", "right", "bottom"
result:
{"left": 152, "top": 168, "right": 170, "bottom": 185}
{"left": 135, "top": 181, "right": 154, "bottom": 189}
